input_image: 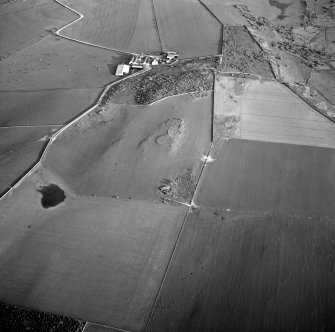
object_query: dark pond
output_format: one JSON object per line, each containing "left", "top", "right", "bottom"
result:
{"left": 269, "top": 0, "right": 291, "bottom": 20}
{"left": 37, "top": 184, "right": 66, "bottom": 208}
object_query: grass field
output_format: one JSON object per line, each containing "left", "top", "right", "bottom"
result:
{"left": 0, "top": 167, "right": 187, "bottom": 331}
{"left": 63, "top": 0, "right": 161, "bottom": 54}
{"left": 154, "top": 0, "right": 221, "bottom": 58}
{"left": 0, "top": 0, "right": 75, "bottom": 59}
{"left": 310, "top": 69, "right": 335, "bottom": 105}
{"left": 0, "top": 35, "right": 127, "bottom": 91}
{"left": 202, "top": 0, "right": 248, "bottom": 25}
{"left": 216, "top": 0, "right": 305, "bottom": 25}
{"left": 0, "top": 127, "right": 58, "bottom": 194}
{"left": 214, "top": 76, "right": 335, "bottom": 148}
{"left": 0, "top": 89, "right": 100, "bottom": 126}
{"left": 146, "top": 208, "right": 335, "bottom": 332}
{"left": 43, "top": 94, "right": 212, "bottom": 200}
{"left": 196, "top": 139, "right": 335, "bottom": 215}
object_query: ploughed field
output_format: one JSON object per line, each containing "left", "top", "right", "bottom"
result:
{"left": 146, "top": 208, "right": 335, "bottom": 332}
{"left": 0, "top": 167, "right": 187, "bottom": 332}
{"left": 1, "top": 0, "right": 335, "bottom": 331}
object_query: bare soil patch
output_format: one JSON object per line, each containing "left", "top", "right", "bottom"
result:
{"left": 146, "top": 208, "right": 335, "bottom": 332}
{"left": 0, "top": 167, "right": 187, "bottom": 331}
{"left": 196, "top": 139, "right": 335, "bottom": 215}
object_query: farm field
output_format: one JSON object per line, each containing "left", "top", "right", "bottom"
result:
{"left": 63, "top": 0, "right": 162, "bottom": 54}
{"left": 202, "top": 0, "right": 248, "bottom": 25}
{"left": 146, "top": 208, "right": 335, "bottom": 332}
{"left": 83, "top": 323, "right": 121, "bottom": 332}
{"left": 154, "top": 0, "right": 221, "bottom": 58}
{"left": 309, "top": 70, "right": 335, "bottom": 105}
{"left": 0, "top": 88, "right": 100, "bottom": 126}
{"left": 0, "top": 35, "right": 127, "bottom": 91}
{"left": 214, "top": 76, "right": 335, "bottom": 148}
{"left": 1, "top": 0, "right": 335, "bottom": 330}
{"left": 214, "top": 0, "right": 306, "bottom": 25}
{"left": 43, "top": 94, "right": 212, "bottom": 200}
{"left": 220, "top": 26, "right": 275, "bottom": 78}
{"left": 0, "top": 166, "right": 187, "bottom": 331}
{"left": 0, "top": 0, "right": 75, "bottom": 60}
{"left": 0, "top": 126, "right": 58, "bottom": 194}
{"left": 196, "top": 139, "right": 335, "bottom": 215}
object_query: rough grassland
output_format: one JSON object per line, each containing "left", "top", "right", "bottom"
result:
{"left": 43, "top": 94, "right": 212, "bottom": 200}
{"left": 0, "top": 127, "right": 58, "bottom": 194}
{"left": 147, "top": 208, "right": 335, "bottom": 332}
{"left": 0, "top": 35, "right": 127, "bottom": 90}
{"left": 218, "top": 0, "right": 305, "bottom": 25}
{"left": 0, "top": 167, "right": 187, "bottom": 332}
{"left": 64, "top": 0, "right": 161, "bottom": 54}
{"left": 214, "top": 76, "right": 335, "bottom": 148}
{"left": 196, "top": 139, "right": 335, "bottom": 215}
{"left": 0, "top": 89, "right": 100, "bottom": 126}
{"left": 154, "top": 0, "right": 221, "bottom": 58}
{"left": 0, "top": 0, "right": 75, "bottom": 59}
{"left": 310, "top": 70, "right": 335, "bottom": 105}
{"left": 202, "top": 0, "right": 248, "bottom": 25}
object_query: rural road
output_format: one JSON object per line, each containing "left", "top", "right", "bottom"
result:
{"left": 53, "top": 0, "right": 139, "bottom": 56}
{"left": 0, "top": 1, "right": 146, "bottom": 200}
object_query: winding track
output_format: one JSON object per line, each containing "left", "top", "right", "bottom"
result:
{"left": 0, "top": 0, "right": 266, "bottom": 201}
{"left": 53, "top": 0, "right": 139, "bottom": 56}
{"left": 0, "top": 0, "right": 147, "bottom": 200}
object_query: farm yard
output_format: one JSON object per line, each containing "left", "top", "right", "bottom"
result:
{"left": 1, "top": 0, "right": 335, "bottom": 331}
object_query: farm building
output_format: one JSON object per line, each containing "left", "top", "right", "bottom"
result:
{"left": 115, "top": 64, "right": 130, "bottom": 76}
